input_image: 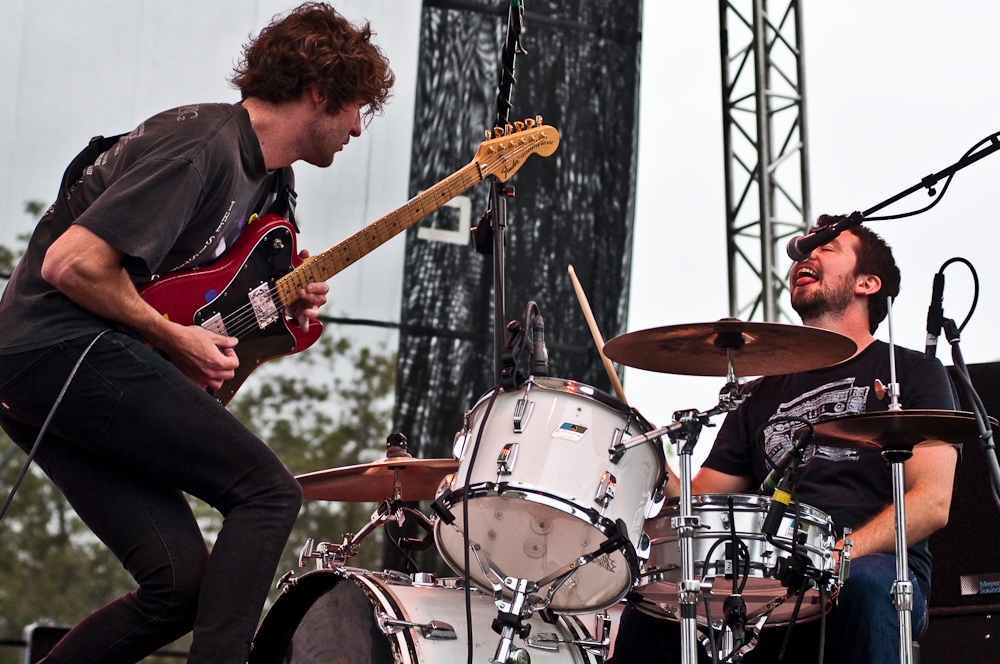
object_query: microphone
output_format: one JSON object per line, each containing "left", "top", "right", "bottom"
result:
{"left": 786, "top": 224, "right": 844, "bottom": 262}
{"left": 761, "top": 463, "right": 796, "bottom": 537}
{"left": 531, "top": 313, "right": 548, "bottom": 377}
{"left": 785, "top": 213, "right": 864, "bottom": 262}
{"left": 925, "top": 272, "right": 946, "bottom": 359}
{"left": 759, "top": 446, "right": 799, "bottom": 494}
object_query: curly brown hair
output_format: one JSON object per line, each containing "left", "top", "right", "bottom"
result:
{"left": 232, "top": 3, "right": 394, "bottom": 118}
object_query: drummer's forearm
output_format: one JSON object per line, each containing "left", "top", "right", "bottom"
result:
{"left": 841, "top": 493, "right": 946, "bottom": 560}
{"left": 840, "top": 451, "right": 957, "bottom": 560}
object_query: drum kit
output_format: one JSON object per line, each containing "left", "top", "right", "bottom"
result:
{"left": 249, "top": 307, "right": 995, "bottom": 664}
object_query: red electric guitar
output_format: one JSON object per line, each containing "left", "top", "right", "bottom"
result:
{"left": 139, "top": 117, "right": 559, "bottom": 404}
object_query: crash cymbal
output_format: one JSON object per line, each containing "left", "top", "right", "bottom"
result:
{"left": 296, "top": 457, "right": 459, "bottom": 502}
{"left": 602, "top": 320, "right": 857, "bottom": 377}
{"left": 808, "top": 409, "right": 998, "bottom": 450}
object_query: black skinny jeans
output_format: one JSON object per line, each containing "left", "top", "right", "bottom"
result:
{"left": 0, "top": 332, "right": 302, "bottom": 664}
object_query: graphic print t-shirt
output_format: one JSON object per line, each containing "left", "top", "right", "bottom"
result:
{"left": 702, "top": 340, "right": 958, "bottom": 595}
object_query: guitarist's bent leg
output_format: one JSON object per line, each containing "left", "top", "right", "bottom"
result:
{"left": 0, "top": 331, "right": 302, "bottom": 664}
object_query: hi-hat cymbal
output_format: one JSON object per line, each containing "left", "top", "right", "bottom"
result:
{"left": 296, "top": 457, "right": 459, "bottom": 502}
{"left": 808, "top": 409, "right": 998, "bottom": 450}
{"left": 602, "top": 320, "right": 857, "bottom": 377}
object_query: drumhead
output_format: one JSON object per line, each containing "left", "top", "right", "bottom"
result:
{"left": 249, "top": 570, "right": 397, "bottom": 664}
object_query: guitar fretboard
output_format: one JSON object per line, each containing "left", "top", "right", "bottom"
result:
{"left": 275, "top": 161, "right": 482, "bottom": 306}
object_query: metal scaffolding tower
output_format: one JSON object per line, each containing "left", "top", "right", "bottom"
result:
{"left": 719, "top": 0, "right": 811, "bottom": 322}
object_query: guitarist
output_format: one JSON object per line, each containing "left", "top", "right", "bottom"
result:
{"left": 0, "top": 4, "right": 392, "bottom": 663}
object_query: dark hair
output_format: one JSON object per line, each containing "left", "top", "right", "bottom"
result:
{"left": 231, "top": 3, "right": 394, "bottom": 118}
{"left": 814, "top": 214, "right": 901, "bottom": 334}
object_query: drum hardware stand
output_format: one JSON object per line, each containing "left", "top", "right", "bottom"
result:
{"left": 670, "top": 345, "right": 748, "bottom": 664}
{"left": 524, "top": 611, "right": 612, "bottom": 658}
{"left": 458, "top": 521, "right": 630, "bottom": 663}
{"left": 714, "top": 614, "right": 768, "bottom": 662}
{"left": 876, "top": 296, "right": 916, "bottom": 664}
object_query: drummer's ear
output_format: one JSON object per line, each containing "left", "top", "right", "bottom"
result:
{"left": 855, "top": 274, "right": 881, "bottom": 297}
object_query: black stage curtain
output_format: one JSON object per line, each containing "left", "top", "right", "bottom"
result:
{"left": 392, "top": 0, "right": 644, "bottom": 460}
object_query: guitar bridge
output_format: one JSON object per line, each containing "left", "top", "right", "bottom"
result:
{"left": 249, "top": 283, "right": 280, "bottom": 329}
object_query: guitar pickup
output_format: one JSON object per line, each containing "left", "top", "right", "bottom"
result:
{"left": 249, "top": 283, "right": 280, "bottom": 329}
{"left": 201, "top": 313, "right": 228, "bottom": 336}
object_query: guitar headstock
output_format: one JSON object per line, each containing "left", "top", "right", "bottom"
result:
{"left": 474, "top": 116, "right": 560, "bottom": 182}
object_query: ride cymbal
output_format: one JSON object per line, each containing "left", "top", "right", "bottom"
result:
{"left": 603, "top": 320, "right": 856, "bottom": 377}
{"left": 808, "top": 409, "right": 998, "bottom": 450}
{"left": 296, "top": 457, "right": 459, "bottom": 502}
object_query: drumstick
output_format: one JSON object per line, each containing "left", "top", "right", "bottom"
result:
{"left": 567, "top": 264, "right": 628, "bottom": 405}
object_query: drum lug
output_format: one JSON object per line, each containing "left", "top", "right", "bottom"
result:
{"left": 513, "top": 398, "right": 534, "bottom": 433}
{"left": 595, "top": 471, "right": 617, "bottom": 509}
{"left": 497, "top": 442, "right": 519, "bottom": 477}
{"left": 375, "top": 611, "right": 458, "bottom": 640}
{"left": 275, "top": 569, "right": 297, "bottom": 591}
{"left": 636, "top": 531, "right": 652, "bottom": 560}
{"left": 645, "top": 487, "right": 666, "bottom": 519}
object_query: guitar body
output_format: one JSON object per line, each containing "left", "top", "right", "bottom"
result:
{"left": 139, "top": 213, "right": 323, "bottom": 404}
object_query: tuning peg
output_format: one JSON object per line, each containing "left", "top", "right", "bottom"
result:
{"left": 525, "top": 118, "right": 536, "bottom": 129}
{"left": 535, "top": 115, "right": 543, "bottom": 126}
{"left": 504, "top": 123, "right": 514, "bottom": 136}
{"left": 485, "top": 129, "right": 492, "bottom": 140}
{"left": 514, "top": 121, "right": 525, "bottom": 132}
{"left": 493, "top": 127, "right": 504, "bottom": 138}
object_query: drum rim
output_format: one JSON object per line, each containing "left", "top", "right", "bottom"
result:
{"left": 657, "top": 493, "right": 834, "bottom": 527}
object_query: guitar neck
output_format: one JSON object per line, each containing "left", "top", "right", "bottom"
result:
{"left": 275, "top": 161, "right": 482, "bottom": 306}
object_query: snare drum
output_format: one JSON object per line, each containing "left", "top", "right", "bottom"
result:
{"left": 434, "top": 377, "right": 665, "bottom": 613}
{"left": 249, "top": 568, "right": 601, "bottom": 663}
{"left": 633, "top": 494, "right": 837, "bottom": 627}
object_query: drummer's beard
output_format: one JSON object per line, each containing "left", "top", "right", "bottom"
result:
{"left": 791, "top": 270, "right": 855, "bottom": 325}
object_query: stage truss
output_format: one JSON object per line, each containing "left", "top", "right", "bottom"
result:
{"left": 719, "top": 0, "right": 811, "bottom": 322}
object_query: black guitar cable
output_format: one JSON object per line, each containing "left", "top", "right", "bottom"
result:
{"left": 0, "top": 329, "right": 109, "bottom": 525}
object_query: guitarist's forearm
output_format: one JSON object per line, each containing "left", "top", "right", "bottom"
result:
{"left": 43, "top": 225, "right": 181, "bottom": 348}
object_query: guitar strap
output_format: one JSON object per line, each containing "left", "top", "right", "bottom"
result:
{"left": 257, "top": 167, "right": 299, "bottom": 231}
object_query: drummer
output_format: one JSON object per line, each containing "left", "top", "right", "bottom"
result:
{"left": 612, "top": 216, "right": 959, "bottom": 663}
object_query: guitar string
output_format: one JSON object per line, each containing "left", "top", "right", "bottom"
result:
{"left": 205, "top": 137, "right": 547, "bottom": 339}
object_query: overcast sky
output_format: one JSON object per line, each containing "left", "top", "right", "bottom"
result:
{"left": 2, "top": 1, "right": 998, "bottom": 463}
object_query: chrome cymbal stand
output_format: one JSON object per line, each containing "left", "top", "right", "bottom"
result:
{"left": 670, "top": 347, "right": 747, "bottom": 664}
{"left": 883, "top": 296, "right": 915, "bottom": 664}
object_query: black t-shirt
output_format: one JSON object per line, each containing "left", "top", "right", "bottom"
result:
{"left": 0, "top": 103, "right": 291, "bottom": 353}
{"left": 702, "top": 340, "right": 958, "bottom": 596}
